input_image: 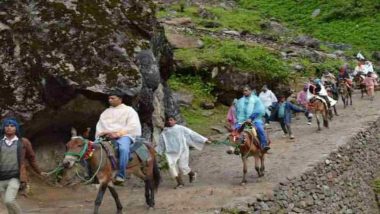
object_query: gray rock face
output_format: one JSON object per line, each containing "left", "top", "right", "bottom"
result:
{"left": 0, "top": 1, "right": 176, "bottom": 152}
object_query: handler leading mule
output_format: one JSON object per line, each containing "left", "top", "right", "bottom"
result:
{"left": 62, "top": 129, "right": 161, "bottom": 214}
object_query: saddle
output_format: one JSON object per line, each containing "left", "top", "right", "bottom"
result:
{"left": 98, "top": 138, "right": 152, "bottom": 170}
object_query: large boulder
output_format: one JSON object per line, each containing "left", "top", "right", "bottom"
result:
{"left": 0, "top": 0, "right": 178, "bottom": 167}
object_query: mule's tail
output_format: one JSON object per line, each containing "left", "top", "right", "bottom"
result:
{"left": 152, "top": 158, "right": 161, "bottom": 192}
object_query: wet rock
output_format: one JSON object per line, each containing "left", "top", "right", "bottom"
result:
{"left": 201, "top": 101, "right": 215, "bottom": 110}
{"left": 164, "top": 17, "right": 193, "bottom": 26}
{"left": 292, "top": 35, "right": 320, "bottom": 49}
{"left": 173, "top": 91, "right": 193, "bottom": 107}
{"left": 222, "top": 30, "right": 240, "bottom": 36}
{"left": 260, "top": 21, "right": 289, "bottom": 35}
{"left": 166, "top": 32, "right": 204, "bottom": 49}
{"left": 1, "top": 0, "right": 177, "bottom": 151}
{"left": 311, "top": 9, "right": 321, "bottom": 18}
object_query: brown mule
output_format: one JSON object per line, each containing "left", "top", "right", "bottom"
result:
{"left": 62, "top": 131, "right": 161, "bottom": 214}
{"left": 308, "top": 98, "right": 329, "bottom": 131}
{"left": 353, "top": 74, "right": 367, "bottom": 98}
{"left": 338, "top": 80, "right": 352, "bottom": 108}
{"left": 228, "top": 127, "right": 266, "bottom": 185}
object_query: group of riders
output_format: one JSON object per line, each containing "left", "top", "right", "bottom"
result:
{"left": 0, "top": 53, "right": 378, "bottom": 213}
{"left": 226, "top": 53, "right": 378, "bottom": 155}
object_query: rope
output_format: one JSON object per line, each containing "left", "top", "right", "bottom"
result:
{"left": 45, "top": 165, "right": 64, "bottom": 176}
{"left": 75, "top": 144, "right": 104, "bottom": 184}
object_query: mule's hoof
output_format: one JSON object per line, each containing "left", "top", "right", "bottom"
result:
{"left": 116, "top": 209, "right": 123, "bottom": 214}
{"left": 240, "top": 181, "right": 247, "bottom": 186}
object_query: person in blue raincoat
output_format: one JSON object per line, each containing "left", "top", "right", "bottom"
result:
{"left": 235, "top": 85, "right": 270, "bottom": 151}
{"left": 269, "top": 94, "right": 306, "bottom": 139}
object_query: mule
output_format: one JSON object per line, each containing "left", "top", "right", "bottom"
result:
{"left": 353, "top": 74, "right": 367, "bottom": 98}
{"left": 325, "top": 83, "right": 339, "bottom": 116}
{"left": 228, "top": 125, "right": 266, "bottom": 185}
{"left": 338, "top": 80, "right": 352, "bottom": 108}
{"left": 62, "top": 130, "right": 161, "bottom": 214}
{"left": 308, "top": 98, "right": 329, "bottom": 131}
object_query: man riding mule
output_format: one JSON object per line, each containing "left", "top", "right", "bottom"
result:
{"left": 62, "top": 129, "right": 161, "bottom": 213}
{"left": 308, "top": 79, "right": 337, "bottom": 118}
{"left": 235, "top": 85, "right": 270, "bottom": 152}
{"left": 95, "top": 90, "right": 142, "bottom": 185}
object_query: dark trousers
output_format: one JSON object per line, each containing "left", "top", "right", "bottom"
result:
{"left": 280, "top": 120, "right": 292, "bottom": 136}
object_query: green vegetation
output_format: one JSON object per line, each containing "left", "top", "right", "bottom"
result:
{"left": 239, "top": 0, "right": 380, "bottom": 52}
{"left": 157, "top": 5, "right": 262, "bottom": 33}
{"left": 160, "top": 1, "right": 379, "bottom": 133}
{"left": 175, "top": 36, "right": 291, "bottom": 80}
{"left": 168, "top": 75, "right": 227, "bottom": 135}
{"left": 374, "top": 178, "right": 380, "bottom": 194}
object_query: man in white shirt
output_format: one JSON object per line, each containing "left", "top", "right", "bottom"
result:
{"left": 156, "top": 116, "right": 208, "bottom": 188}
{"left": 259, "top": 85, "right": 277, "bottom": 125}
{"left": 96, "top": 90, "right": 142, "bottom": 184}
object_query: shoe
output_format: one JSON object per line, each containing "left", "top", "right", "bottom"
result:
{"left": 113, "top": 176, "right": 125, "bottom": 186}
{"left": 263, "top": 146, "right": 271, "bottom": 152}
{"left": 189, "top": 172, "right": 197, "bottom": 183}
{"left": 175, "top": 176, "right": 185, "bottom": 189}
{"left": 307, "top": 122, "right": 311, "bottom": 125}
{"left": 282, "top": 133, "right": 288, "bottom": 138}
{"left": 226, "top": 149, "right": 233, "bottom": 155}
{"left": 289, "top": 135, "right": 295, "bottom": 139}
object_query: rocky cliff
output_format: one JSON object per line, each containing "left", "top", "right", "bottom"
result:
{"left": 0, "top": 0, "right": 177, "bottom": 164}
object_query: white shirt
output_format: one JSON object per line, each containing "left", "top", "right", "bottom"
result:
{"left": 95, "top": 104, "right": 142, "bottom": 140}
{"left": 2, "top": 135, "right": 19, "bottom": 146}
{"left": 259, "top": 90, "right": 278, "bottom": 108}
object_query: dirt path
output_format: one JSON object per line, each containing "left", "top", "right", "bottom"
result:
{"left": 3, "top": 92, "right": 379, "bottom": 214}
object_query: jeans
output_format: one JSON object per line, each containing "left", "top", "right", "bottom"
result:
{"left": 0, "top": 178, "right": 21, "bottom": 214}
{"left": 115, "top": 136, "right": 132, "bottom": 179}
{"left": 254, "top": 120, "right": 268, "bottom": 148}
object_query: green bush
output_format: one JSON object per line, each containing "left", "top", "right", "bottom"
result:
{"left": 239, "top": 0, "right": 380, "bottom": 52}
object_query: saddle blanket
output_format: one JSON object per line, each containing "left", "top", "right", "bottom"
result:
{"left": 314, "top": 95, "right": 337, "bottom": 107}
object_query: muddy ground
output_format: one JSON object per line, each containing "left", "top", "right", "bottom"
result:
{"left": 1, "top": 92, "right": 380, "bottom": 214}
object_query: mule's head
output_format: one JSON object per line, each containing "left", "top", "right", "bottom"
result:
{"left": 62, "top": 137, "right": 87, "bottom": 169}
{"left": 228, "top": 130, "right": 240, "bottom": 144}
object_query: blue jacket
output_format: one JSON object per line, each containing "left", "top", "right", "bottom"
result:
{"left": 269, "top": 101, "right": 305, "bottom": 124}
{"left": 236, "top": 94, "right": 265, "bottom": 124}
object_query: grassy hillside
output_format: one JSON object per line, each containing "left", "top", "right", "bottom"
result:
{"left": 240, "top": 0, "right": 380, "bottom": 53}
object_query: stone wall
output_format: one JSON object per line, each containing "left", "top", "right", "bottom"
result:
{"left": 248, "top": 119, "right": 380, "bottom": 213}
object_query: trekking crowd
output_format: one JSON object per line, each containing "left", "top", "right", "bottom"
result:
{"left": 0, "top": 53, "right": 378, "bottom": 213}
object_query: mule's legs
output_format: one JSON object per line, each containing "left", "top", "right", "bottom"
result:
{"left": 259, "top": 155, "right": 265, "bottom": 177}
{"left": 145, "top": 179, "right": 155, "bottom": 208}
{"left": 349, "top": 92, "right": 353, "bottom": 105}
{"left": 108, "top": 185, "right": 123, "bottom": 214}
{"left": 315, "top": 113, "right": 321, "bottom": 131}
{"left": 241, "top": 157, "right": 248, "bottom": 185}
{"left": 322, "top": 110, "right": 329, "bottom": 128}
{"left": 333, "top": 106, "right": 339, "bottom": 116}
{"left": 94, "top": 183, "right": 107, "bottom": 214}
